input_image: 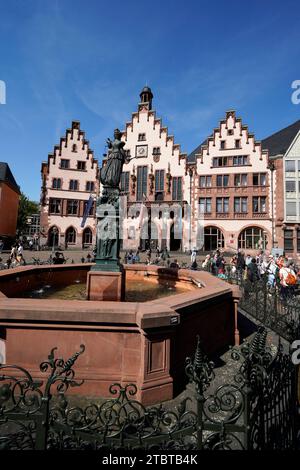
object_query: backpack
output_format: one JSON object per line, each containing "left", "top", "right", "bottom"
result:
{"left": 286, "top": 271, "right": 297, "bottom": 285}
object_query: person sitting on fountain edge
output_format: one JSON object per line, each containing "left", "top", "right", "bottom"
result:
{"left": 52, "top": 251, "right": 66, "bottom": 265}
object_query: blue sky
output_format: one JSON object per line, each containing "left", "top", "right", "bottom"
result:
{"left": 0, "top": 0, "right": 300, "bottom": 200}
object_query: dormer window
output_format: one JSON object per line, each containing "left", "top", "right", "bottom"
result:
{"left": 138, "top": 133, "right": 146, "bottom": 141}
{"left": 77, "top": 161, "right": 86, "bottom": 170}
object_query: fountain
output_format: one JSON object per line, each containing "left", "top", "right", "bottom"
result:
{"left": 0, "top": 128, "right": 241, "bottom": 405}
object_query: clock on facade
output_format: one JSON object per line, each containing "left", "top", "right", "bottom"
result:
{"left": 136, "top": 145, "right": 148, "bottom": 157}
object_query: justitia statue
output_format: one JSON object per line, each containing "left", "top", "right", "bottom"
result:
{"left": 100, "top": 128, "right": 126, "bottom": 189}
{"left": 94, "top": 129, "right": 128, "bottom": 271}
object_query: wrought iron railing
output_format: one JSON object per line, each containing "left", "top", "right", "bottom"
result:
{"left": 0, "top": 328, "right": 299, "bottom": 450}
{"left": 200, "top": 264, "right": 300, "bottom": 343}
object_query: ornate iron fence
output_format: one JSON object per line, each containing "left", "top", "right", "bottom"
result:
{"left": 0, "top": 327, "right": 299, "bottom": 450}
{"left": 200, "top": 264, "right": 300, "bottom": 343}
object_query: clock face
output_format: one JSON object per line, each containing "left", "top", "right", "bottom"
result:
{"left": 136, "top": 145, "right": 148, "bottom": 157}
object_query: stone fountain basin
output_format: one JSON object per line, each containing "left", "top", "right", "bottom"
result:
{"left": 0, "top": 264, "right": 239, "bottom": 405}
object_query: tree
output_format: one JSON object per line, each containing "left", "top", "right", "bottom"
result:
{"left": 17, "top": 193, "right": 39, "bottom": 236}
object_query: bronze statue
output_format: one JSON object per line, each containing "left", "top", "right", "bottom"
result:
{"left": 100, "top": 129, "right": 126, "bottom": 189}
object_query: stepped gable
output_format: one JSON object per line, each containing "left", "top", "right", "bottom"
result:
{"left": 188, "top": 110, "right": 269, "bottom": 165}
{"left": 121, "top": 93, "right": 187, "bottom": 163}
{"left": 42, "top": 121, "right": 98, "bottom": 173}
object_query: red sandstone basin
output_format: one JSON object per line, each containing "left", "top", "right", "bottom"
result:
{"left": 0, "top": 264, "right": 240, "bottom": 405}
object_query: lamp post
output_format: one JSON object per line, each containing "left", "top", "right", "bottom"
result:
{"left": 270, "top": 163, "right": 275, "bottom": 249}
{"left": 52, "top": 227, "right": 58, "bottom": 254}
{"left": 189, "top": 167, "right": 193, "bottom": 252}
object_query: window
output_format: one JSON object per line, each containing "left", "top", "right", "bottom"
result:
{"left": 137, "top": 166, "right": 148, "bottom": 201}
{"left": 234, "top": 197, "right": 248, "bottom": 213}
{"left": 253, "top": 173, "right": 266, "bottom": 186}
{"left": 233, "top": 155, "right": 248, "bottom": 166}
{"left": 77, "top": 161, "right": 86, "bottom": 170}
{"left": 284, "top": 230, "right": 294, "bottom": 252}
{"left": 234, "top": 174, "right": 247, "bottom": 187}
{"left": 199, "top": 175, "right": 212, "bottom": 187}
{"left": 49, "top": 198, "right": 61, "bottom": 214}
{"left": 52, "top": 178, "right": 61, "bottom": 189}
{"left": 260, "top": 173, "right": 266, "bottom": 186}
{"left": 199, "top": 198, "right": 211, "bottom": 214}
{"left": 124, "top": 149, "right": 131, "bottom": 159}
{"left": 60, "top": 159, "right": 70, "bottom": 169}
{"left": 213, "top": 157, "right": 228, "bottom": 167}
{"left": 286, "top": 202, "right": 296, "bottom": 216}
{"left": 65, "top": 227, "right": 76, "bottom": 244}
{"left": 69, "top": 180, "right": 79, "bottom": 190}
{"left": 285, "top": 160, "right": 295, "bottom": 172}
{"left": 72, "top": 144, "right": 77, "bottom": 152}
{"left": 235, "top": 140, "right": 241, "bottom": 149}
{"left": 67, "top": 200, "right": 78, "bottom": 215}
{"left": 83, "top": 227, "right": 93, "bottom": 245}
{"left": 216, "top": 197, "right": 229, "bottom": 213}
{"left": 155, "top": 170, "right": 165, "bottom": 192}
{"left": 227, "top": 129, "right": 234, "bottom": 135}
{"left": 297, "top": 230, "right": 300, "bottom": 252}
{"left": 120, "top": 172, "right": 130, "bottom": 193}
{"left": 220, "top": 140, "right": 226, "bottom": 149}
{"left": 253, "top": 196, "right": 266, "bottom": 213}
{"left": 216, "top": 175, "right": 229, "bottom": 187}
{"left": 286, "top": 181, "right": 296, "bottom": 192}
{"left": 138, "top": 133, "right": 146, "bottom": 141}
{"left": 172, "top": 177, "right": 182, "bottom": 200}
{"left": 153, "top": 147, "right": 161, "bottom": 155}
{"left": 86, "top": 181, "right": 95, "bottom": 192}
{"left": 238, "top": 227, "right": 267, "bottom": 249}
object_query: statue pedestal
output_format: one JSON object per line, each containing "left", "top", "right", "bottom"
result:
{"left": 87, "top": 268, "right": 125, "bottom": 301}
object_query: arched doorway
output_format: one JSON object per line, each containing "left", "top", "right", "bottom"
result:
{"left": 238, "top": 227, "right": 267, "bottom": 250}
{"left": 65, "top": 226, "right": 76, "bottom": 248}
{"left": 48, "top": 226, "right": 59, "bottom": 249}
{"left": 82, "top": 227, "right": 92, "bottom": 248}
{"left": 204, "top": 226, "right": 224, "bottom": 251}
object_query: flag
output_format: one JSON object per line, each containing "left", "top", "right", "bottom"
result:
{"left": 81, "top": 195, "right": 94, "bottom": 228}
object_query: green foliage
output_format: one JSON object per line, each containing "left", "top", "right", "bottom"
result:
{"left": 17, "top": 193, "right": 39, "bottom": 234}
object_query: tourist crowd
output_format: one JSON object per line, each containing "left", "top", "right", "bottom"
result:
{"left": 200, "top": 249, "right": 299, "bottom": 301}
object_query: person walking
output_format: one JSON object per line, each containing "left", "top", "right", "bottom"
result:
{"left": 247, "top": 258, "right": 260, "bottom": 283}
{"left": 279, "top": 259, "right": 297, "bottom": 302}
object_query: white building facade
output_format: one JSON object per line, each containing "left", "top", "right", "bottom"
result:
{"left": 190, "top": 111, "right": 275, "bottom": 254}
{"left": 40, "top": 121, "right": 99, "bottom": 250}
{"left": 112, "top": 87, "right": 190, "bottom": 251}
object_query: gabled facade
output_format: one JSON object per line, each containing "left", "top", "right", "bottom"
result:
{"left": 190, "top": 111, "right": 274, "bottom": 253}
{"left": 262, "top": 120, "right": 300, "bottom": 257}
{"left": 40, "top": 121, "right": 99, "bottom": 250}
{"left": 115, "top": 87, "right": 189, "bottom": 251}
